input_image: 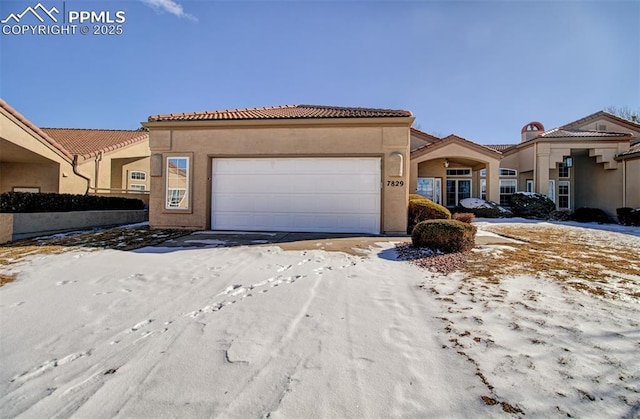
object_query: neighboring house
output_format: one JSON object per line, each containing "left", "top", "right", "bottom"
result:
{"left": 498, "top": 111, "right": 640, "bottom": 216}
{"left": 145, "top": 105, "right": 640, "bottom": 234}
{"left": 143, "top": 105, "right": 414, "bottom": 234}
{"left": 0, "top": 99, "right": 150, "bottom": 198}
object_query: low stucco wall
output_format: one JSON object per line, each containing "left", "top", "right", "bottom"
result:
{"left": 0, "top": 214, "right": 13, "bottom": 244}
{"left": 4, "top": 210, "right": 148, "bottom": 241}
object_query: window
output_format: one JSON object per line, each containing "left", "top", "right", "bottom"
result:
{"left": 12, "top": 187, "right": 40, "bottom": 193}
{"left": 166, "top": 157, "right": 189, "bottom": 209}
{"left": 417, "top": 177, "right": 442, "bottom": 204}
{"left": 526, "top": 180, "right": 534, "bottom": 193}
{"left": 499, "top": 168, "right": 517, "bottom": 177}
{"left": 446, "top": 168, "right": 471, "bottom": 177}
{"left": 499, "top": 179, "right": 517, "bottom": 207}
{"left": 597, "top": 124, "right": 607, "bottom": 131}
{"left": 479, "top": 169, "right": 487, "bottom": 177}
{"left": 558, "top": 181, "right": 570, "bottom": 209}
{"left": 548, "top": 180, "right": 555, "bottom": 202}
{"left": 480, "top": 179, "right": 487, "bottom": 200}
{"left": 130, "top": 171, "right": 146, "bottom": 181}
{"left": 558, "top": 162, "right": 570, "bottom": 178}
{"left": 130, "top": 184, "right": 146, "bottom": 191}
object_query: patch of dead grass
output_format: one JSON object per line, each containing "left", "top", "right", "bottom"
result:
{"left": 465, "top": 225, "right": 640, "bottom": 300}
{"left": 0, "top": 226, "right": 191, "bottom": 286}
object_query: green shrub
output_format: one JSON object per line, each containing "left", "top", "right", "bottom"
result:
{"left": 509, "top": 192, "right": 555, "bottom": 219}
{"left": 617, "top": 207, "right": 640, "bottom": 226}
{"left": 408, "top": 195, "right": 451, "bottom": 233}
{"left": 456, "top": 198, "right": 512, "bottom": 219}
{"left": 411, "top": 219, "right": 477, "bottom": 253}
{"left": 0, "top": 192, "right": 145, "bottom": 213}
{"left": 453, "top": 212, "right": 475, "bottom": 224}
{"left": 571, "top": 207, "right": 611, "bottom": 224}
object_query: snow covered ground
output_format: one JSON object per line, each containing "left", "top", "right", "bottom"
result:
{"left": 0, "top": 221, "right": 639, "bottom": 418}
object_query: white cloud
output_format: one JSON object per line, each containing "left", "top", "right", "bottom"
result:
{"left": 141, "top": 0, "right": 197, "bottom": 21}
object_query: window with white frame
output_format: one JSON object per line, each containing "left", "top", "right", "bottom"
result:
{"left": 480, "top": 179, "right": 487, "bottom": 200}
{"left": 166, "top": 157, "right": 189, "bottom": 209}
{"left": 548, "top": 180, "right": 555, "bottom": 202}
{"left": 130, "top": 184, "right": 146, "bottom": 191}
{"left": 446, "top": 168, "right": 471, "bottom": 177}
{"left": 479, "top": 169, "right": 487, "bottom": 177}
{"left": 558, "top": 162, "right": 570, "bottom": 178}
{"left": 499, "top": 179, "right": 517, "bottom": 206}
{"left": 130, "top": 171, "right": 146, "bottom": 181}
{"left": 417, "top": 177, "right": 442, "bottom": 204}
{"left": 499, "top": 168, "right": 517, "bottom": 177}
{"left": 558, "top": 181, "right": 570, "bottom": 209}
{"left": 526, "top": 180, "right": 534, "bottom": 193}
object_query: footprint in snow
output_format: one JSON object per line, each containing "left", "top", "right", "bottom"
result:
{"left": 276, "top": 264, "right": 292, "bottom": 273}
{"left": 56, "top": 280, "right": 76, "bottom": 286}
{"left": 128, "top": 319, "right": 154, "bottom": 332}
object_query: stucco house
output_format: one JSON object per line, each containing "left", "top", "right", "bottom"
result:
{"left": 496, "top": 111, "right": 640, "bottom": 215}
{"left": 145, "top": 104, "right": 639, "bottom": 234}
{"left": 0, "top": 99, "right": 150, "bottom": 199}
{"left": 144, "top": 105, "right": 414, "bottom": 234}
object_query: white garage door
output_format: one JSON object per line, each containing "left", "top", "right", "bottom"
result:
{"left": 211, "top": 157, "right": 381, "bottom": 234}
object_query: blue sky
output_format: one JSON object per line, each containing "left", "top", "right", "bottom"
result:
{"left": 1, "top": 0, "right": 638, "bottom": 144}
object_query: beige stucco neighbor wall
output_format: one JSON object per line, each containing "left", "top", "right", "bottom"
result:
{"left": 573, "top": 152, "right": 623, "bottom": 216}
{"left": 0, "top": 107, "right": 88, "bottom": 194}
{"left": 0, "top": 214, "right": 12, "bottom": 244}
{"left": 146, "top": 119, "right": 413, "bottom": 234}
{"left": 623, "top": 157, "right": 640, "bottom": 208}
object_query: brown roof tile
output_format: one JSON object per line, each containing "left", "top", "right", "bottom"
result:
{"left": 148, "top": 104, "right": 412, "bottom": 122}
{"left": 40, "top": 128, "right": 148, "bottom": 158}
{"left": 484, "top": 144, "right": 517, "bottom": 152}
{"left": 536, "top": 128, "right": 630, "bottom": 139}
{"left": 411, "top": 134, "right": 502, "bottom": 158}
{"left": 617, "top": 142, "right": 640, "bottom": 159}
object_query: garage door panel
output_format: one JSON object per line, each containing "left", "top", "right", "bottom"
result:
{"left": 212, "top": 158, "right": 381, "bottom": 233}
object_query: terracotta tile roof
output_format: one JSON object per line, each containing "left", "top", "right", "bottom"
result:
{"left": 561, "top": 111, "right": 640, "bottom": 131}
{"left": 484, "top": 144, "right": 517, "bottom": 152}
{"left": 616, "top": 142, "right": 640, "bottom": 158}
{"left": 40, "top": 128, "right": 148, "bottom": 158}
{"left": 536, "top": 128, "right": 631, "bottom": 139}
{"left": 148, "top": 104, "right": 412, "bottom": 122}
{"left": 0, "top": 99, "right": 73, "bottom": 161}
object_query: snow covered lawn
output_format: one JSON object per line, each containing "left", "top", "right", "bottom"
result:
{"left": 1, "top": 221, "right": 639, "bottom": 418}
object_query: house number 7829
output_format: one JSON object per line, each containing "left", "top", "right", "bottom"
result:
{"left": 386, "top": 180, "right": 404, "bottom": 187}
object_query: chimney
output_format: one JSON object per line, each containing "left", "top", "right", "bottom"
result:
{"left": 521, "top": 122, "right": 545, "bottom": 142}
{"left": 632, "top": 115, "right": 638, "bottom": 123}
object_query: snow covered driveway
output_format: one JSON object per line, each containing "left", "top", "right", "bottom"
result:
{"left": 1, "top": 222, "right": 639, "bottom": 418}
{"left": 1, "top": 243, "right": 488, "bottom": 418}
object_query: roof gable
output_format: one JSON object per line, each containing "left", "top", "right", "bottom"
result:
{"left": 410, "top": 127, "right": 441, "bottom": 151}
{"left": 411, "top": 133, "right": 502, "bottom": 159}
{"left": 148, "top": 104, "right": 412, "bottom": 122}
{"left": 560, "top": 111, "right": 640, "bottom": 135}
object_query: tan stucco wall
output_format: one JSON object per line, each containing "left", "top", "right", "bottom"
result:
{"left": 0, "top": 162, "right": 59, "bottom": 192}
{"left": 147, "top": 120, "right": 412, "bottom": 234}
{"left": 573, "top": 153, "right": 623, "bottom": 215}
{"left": 1, "top": 107, "right": 89, "bottom": 194}
{"left": 110, "top": 157, "right": 151, "bottom": 191}
{"left": 624, "top": 157, "right": 640, "bottom": 208}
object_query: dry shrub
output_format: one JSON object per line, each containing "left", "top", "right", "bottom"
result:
{"left": 411, "top": 219, "right": 477, "bottom": 253}
{"left": 453, "top": 212, "right": 475, "bottom": 224}
{"left": 408, "top": 195, "right": 451, "bottom": 233}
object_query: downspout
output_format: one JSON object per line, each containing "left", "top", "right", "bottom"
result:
{"left": 72, "top": 155, "right": 91, "bottom": 195}
{"left": 622, "top": 159, "right": 626, "bottom": 208}
{"left": 533, "top": 142, "right": 537, "bottom": 193}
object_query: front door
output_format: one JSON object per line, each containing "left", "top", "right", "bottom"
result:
{"left": 446, "top": 179, "right": 471, "bottom": 207}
